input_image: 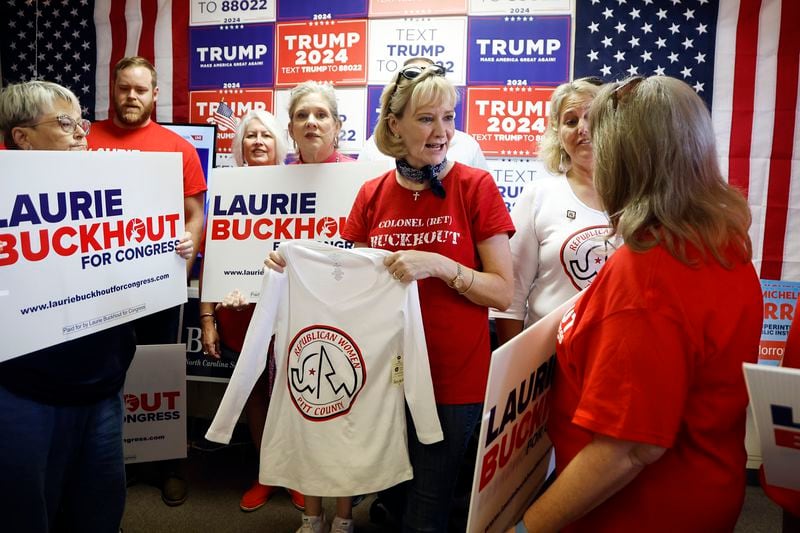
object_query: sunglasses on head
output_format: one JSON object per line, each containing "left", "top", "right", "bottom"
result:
{"left": 397, "top": 64, "right": 447, "bottom": 81}
{"left": 577, "top": 76, "right": 604, "bottom": 86}
{"left": 611, "top": 76, "right": 645, "bottom": 110}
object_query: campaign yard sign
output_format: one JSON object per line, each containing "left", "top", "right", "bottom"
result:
{"left": 1, "top": 151, "right": 188, "bottom": 362}
{"left": 201, "top": 161, "right": 391, "bottom": 302}
{"left": 123, "top": 344, "right": 188, "bottom": 464}
{"left": 467, "top": 294, "right": 580, "bottom": 533}
{"left": 744, "top": 363, "right": 800, "bottom": 491}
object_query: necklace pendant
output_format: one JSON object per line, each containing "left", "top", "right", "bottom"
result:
{"left": 413, "top": 191, "right": 421, "bottom": 201}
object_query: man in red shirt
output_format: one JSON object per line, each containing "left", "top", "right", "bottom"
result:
{"left": 88, "top": 56, "right": 206, "bottom": 275}
{"left": 88, "top": 56, "right": 207, "bottom": 507}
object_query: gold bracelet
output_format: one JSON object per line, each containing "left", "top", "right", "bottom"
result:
{"left": 458, "top": 268, "right": 476, "bottom": 295}
{"left": 448, "top": 262, "right": 463, "bottom": 289}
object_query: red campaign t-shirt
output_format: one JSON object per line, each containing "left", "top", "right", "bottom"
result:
{"left": 342, "top": 163, "right": 514, "bottom": 404}
{"left": 88, "top": 120, "right": 207, "bottom": 197}
{"left": 551, "top": 243, "right": 762, "bottom": 532}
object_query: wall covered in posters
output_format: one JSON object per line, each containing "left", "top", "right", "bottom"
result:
{"left": 187, "top": 0, "right": 572, "bottom": 208}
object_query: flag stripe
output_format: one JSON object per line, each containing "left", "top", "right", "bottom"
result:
{"left": 171, "top": 0, "right": 190, "bottom": 122}
{"left": 94, "top": 0, "right": 114, "bottom": 120}
{"left": 154, "top": 0, "right": 174, "bottom": 122}
{"left": 727, "top": 0, "right": 761, "bottom": 194}
{"left": 761, "top": 0, "right": 800, "bottom": 279}
{"left": 124, "top": 1, "right": 142, "bottom": 58}
{"left": 139, "top": 1, "right": 157, "bottom": 65}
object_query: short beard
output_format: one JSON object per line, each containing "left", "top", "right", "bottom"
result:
{"left": 114, "top": 101, "right": 153, "bottom": 127}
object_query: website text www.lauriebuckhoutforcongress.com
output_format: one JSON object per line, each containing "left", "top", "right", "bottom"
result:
{"left": 19, "top": 273, "right": 171, "bottom": 316}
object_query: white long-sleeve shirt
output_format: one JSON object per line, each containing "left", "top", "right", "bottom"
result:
{"left": 492, "top": 176, "right": 616, "bottom": 326}
{"left": 206, "top": 240, "right": 442, "bottom": 496}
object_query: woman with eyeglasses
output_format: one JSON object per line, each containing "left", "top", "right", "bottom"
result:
{"left": 0, "top": 80, "right": 193, "bottom": 532}
{"left": 510, "top": 76, "right": 762, "bottom": 533}
{"left": 494, "top": 77, "right": 619, "bottom": 346}
{"left": 341, "top": 62, "right": 514, "bottom": 532}
{"left": 288, "top": 80, "right": 355, "bottom": 165}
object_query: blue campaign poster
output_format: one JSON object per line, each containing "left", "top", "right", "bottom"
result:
{"left": 467, "top": 16, "right": 571, "bottom": 86}
{"left": 277, "top": 0, "right": 368, "bottom": 21}
{"left": 190, "top": 24, "right": 276, "bottom": 89}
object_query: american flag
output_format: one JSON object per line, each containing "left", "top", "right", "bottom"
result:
{"left": 212, "top": 100, "right": 239, "bottom": 133}
{"left": 575, "top": 0, "right": 799, "bottom": 281}
{"left": 0, "top": 0, "right": 190, "bottom": 122}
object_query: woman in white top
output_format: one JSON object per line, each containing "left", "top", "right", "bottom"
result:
{"left": 495, "top": 77, "right": 616, "bottom": 343}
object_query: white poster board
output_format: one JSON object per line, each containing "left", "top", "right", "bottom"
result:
{"left": 467, "top": 295, "right": 580, "bottom": 533}
{"left": 200, "top": 161, "right": 391, "bottom": 302}
{"left": 0, "top": 151, "right": 188, "bottom": 362}
{"left": 743, "top": 363, "right": 800, "bottom": 490}
{"left": 123, "top": 344, "right": 188, "bottom": 464}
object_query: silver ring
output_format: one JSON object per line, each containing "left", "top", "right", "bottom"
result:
{"left": 393, "top": 271, "right": 402, "bottom": 280}
{"left": 202, "top": 351, "right": 208, "bottom": 355}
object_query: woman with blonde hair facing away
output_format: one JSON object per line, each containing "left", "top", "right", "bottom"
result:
{"left": 510, "top": 76, "right": 762, "bottom": 533}
{"left": 287, "top": 81, "right": 354, "bottom": 164}
{"left": 494, "top": 77, "right": 615, "bottom": 345}
{"left": 199, "top": 109, "right": 302, "bottom": 513}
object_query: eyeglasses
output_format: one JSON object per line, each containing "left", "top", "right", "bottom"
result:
{"left": 397, "top": 64, "right": 447, "bottom": 81}
{"left": 611, "top": 76, "right": 645, "bottom": 110}
{"left": 25, "top": 114, "right": 91, "bottom": 135}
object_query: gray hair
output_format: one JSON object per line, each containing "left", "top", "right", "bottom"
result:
{"left": 0, "top": 80, "right": 80, "bottom": 149}
{"left": 287, "top": 81, "right": 342, "bottom": 127}
{"left": 232, "top": 109, "right": 288, "bottom": 166}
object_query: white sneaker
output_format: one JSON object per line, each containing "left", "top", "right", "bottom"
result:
{"left": 330, "top": 516, "right": 354, "bottom": 533}
{"left": 296, "top": 512, "right": 329, "bottom": 533}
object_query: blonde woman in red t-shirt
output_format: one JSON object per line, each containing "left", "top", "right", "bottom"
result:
{"left": 268, "top": 63, "right": 514, "bottom": 533}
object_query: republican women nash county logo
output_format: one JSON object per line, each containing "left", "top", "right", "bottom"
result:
{"left": 287, "top": 325, "right": 366, "bottom": 421}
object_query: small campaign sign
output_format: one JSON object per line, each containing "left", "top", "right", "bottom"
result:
{"left": 190, "top": 0, "right": 276, "bottom": 26}
{"left": 467, "top": 294, "right": 581, "bottom": 533}
{"left": 275, "top": 20, "right": 368, "bottom": 87}
{"left": 123, "top": 344, "right": 188, "bottom": 464}
{"left": 277, "top": 0, "right": 368, "bottom": 21}
{"left": 369, "top": 0, "right": 467, "bottom": 18}
{"left": 367, "top": 17, "right": 468, "bottom": 85}
{"left": 189, "top": 24, "right": 275, "bottom": 90}
{"left": 467, "top": 16, "right": 571, "bottom": 86}
{"left": 190, "top": 89, "right": 275, "bottom": 154}
{"left": 201, "top": 161, "right": 392, "bottom": 302}
{"left": 1, "top": 151, "right": 188, "bottom": 362}
{"left": 466, "top": 86, "right": 554, "bottom": 157}
{"left": 744, "top": 363, "right": 800, "bottom": 491}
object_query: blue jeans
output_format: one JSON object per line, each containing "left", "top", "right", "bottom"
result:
{"left": 0, "top": 386, "right": 126, "bottom": 533}
{"left": 402, "top": 402, "right": 483, "bottom": 533}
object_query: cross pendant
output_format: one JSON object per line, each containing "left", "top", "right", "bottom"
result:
{"left": 413, "top": 191, "right": 421, "bottom": 201}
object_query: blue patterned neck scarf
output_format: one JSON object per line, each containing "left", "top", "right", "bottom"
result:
{"left": 395, "top": 158, "right": 447, "bottom": 199}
